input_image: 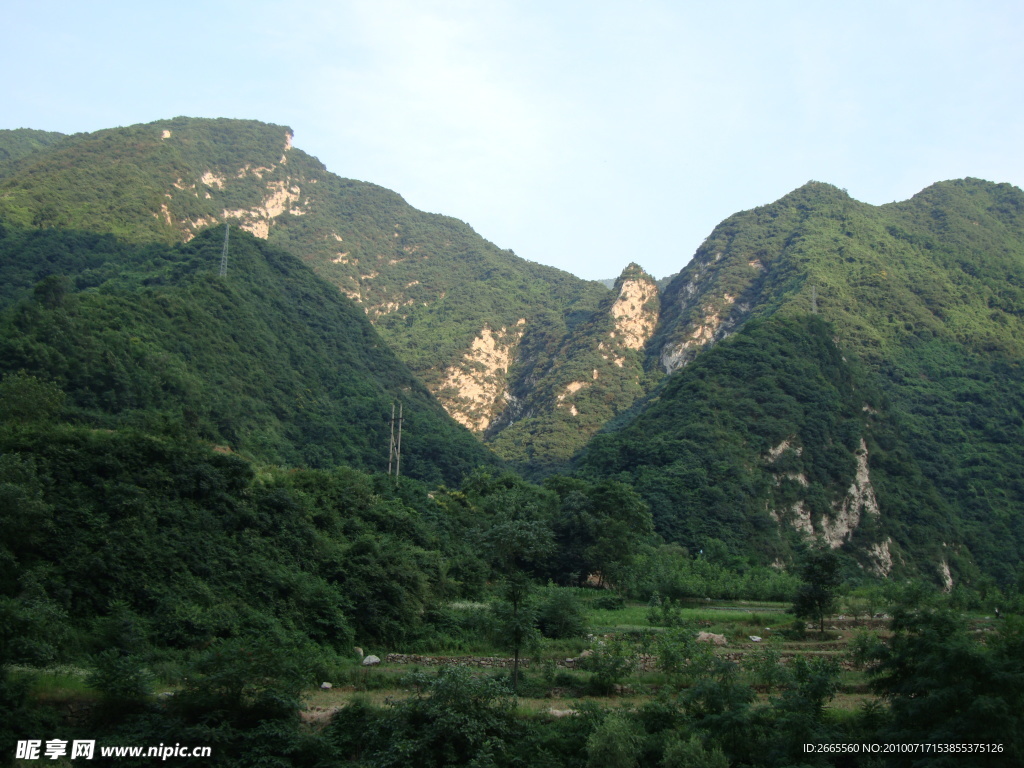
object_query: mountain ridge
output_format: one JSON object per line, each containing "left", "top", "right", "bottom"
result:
{"left": 0, "top": 117, "right": 657, "bottom": 472}
{"left": 4, "top": 115, "right": 1024, "bottom": 583}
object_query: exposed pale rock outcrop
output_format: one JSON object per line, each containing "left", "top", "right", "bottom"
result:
{"left": 661, "top": 293, "right": 737, "bottom": 373}
{"left": 821, "top": 439, "right": 879, "bottom": 548}
{"left": 610, "top": 275, "right": 658, "bottom": 350}
{"left": 223, "top": 179, "right": 302, "bottom": 239}
{"left": 437, "top": 321, "right": 527, "bottom": 432}
{"left": 867, "top": 538, "right": 895, "bottom": 577}
{"left": 767, "top": 438, "right": 881, "bottom": 553}
{"left": 201, "top": 171, "right": 226, "bottom": 189}
{"left": 938, "top": 560, "right": 954, "bottom": 591}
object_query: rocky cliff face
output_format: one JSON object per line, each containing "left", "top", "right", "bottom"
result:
{"left": 609, "top": 266, "right": 660, "bottom": 352}
{"left": 437, "top": 321, "right": 526, "bottom": 432}
{"left": 485, "top": 264, "right": 660, "bottom": 473}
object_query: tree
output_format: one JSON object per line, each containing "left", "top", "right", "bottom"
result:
{"left": 32, "top": 274, "right": 72, "bottom": 309}
{"left": 492, "top": 573, "right": 539, "bottom": 692}
{"left": 0, "top": 371, "right": 65, "bottom": 425}
{"left": 546, "top": 477, "right": 653, "bottom": 586}
{"left": 348, "top": 667, "right": 519, "bottom": 767}
{"left": 792, "top": 546, "right": 841, "bottom": 633}
{"left": 586, "top": 712, "right": 643, "bottom": 768}
{"left": 864, "top": 598, "right": 1024, "bottom": 765}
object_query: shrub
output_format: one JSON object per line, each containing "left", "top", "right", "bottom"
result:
{"left": 537, "top": 589, "right": 588, "bottom": 639}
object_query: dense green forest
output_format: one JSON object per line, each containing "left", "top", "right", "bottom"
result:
{"left": 645, "top": 179, "right": 1024, "bottom": 585}
{"left": 0, "top": 222, "right": 492, "bottom": 482}
{"left": 581, "top": 314, "right": 965, "bottom": 584}
{"left": 0, "top": 129, "right": 66, "bottom": 174}
{"left": 0, "top": 117, "right": 668, "bottom": 473}
{"left": 5, "top": 403, "right": 1019, "bottom": 766}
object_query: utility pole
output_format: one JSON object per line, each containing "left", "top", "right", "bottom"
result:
{"left": 388, "top": 403, "right": 403, "bottom": 477}
{"left": 219, "top": 223, "right": 230, "bottom": 277}
{"left": 811, "top": 284, "right": 818, "bottom": 315}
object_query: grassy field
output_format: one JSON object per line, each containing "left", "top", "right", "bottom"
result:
{"left": 26, "top": 595, "right": 1001, "bottom": 723}
{"left": 298, "top": 597, "right": 888, "bottom": 721}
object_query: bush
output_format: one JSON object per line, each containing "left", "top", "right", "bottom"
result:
{"left": 87, "top": 649, "right": 153, "bottom": 702}
{"left": 646, "top": 592, "right": 685, "bottom": 627}
{"left": 593, "top": 592, "right": 626, "bottom": 610}
{"left": 582, "top": 636, "right": 638, "bottom": 695}
{"left": 662, "top": 734, "right": 729, "bottom": 768}
{"left": 537, "top": 589, "right": 588, "bottom": 639}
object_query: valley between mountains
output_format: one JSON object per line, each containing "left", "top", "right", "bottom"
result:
{"left": 2, "top": 116, "right": 1023, "bottom": 587}
{"left": 4, "top": 115, "right": 1024, "bottom": 767}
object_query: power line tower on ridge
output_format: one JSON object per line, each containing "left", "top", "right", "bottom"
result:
{"left": 388, "top": 403, "right": 403, "bottom": 477}
{"left": 219, "top": 223, "right": 230, "bottom": 277}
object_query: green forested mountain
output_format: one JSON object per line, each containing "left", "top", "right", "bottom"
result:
{"left": 581, "top": 314, "right": 960, "bottom": 581}
{"left": 0, "top": 222, "right": 494, "bottom": 483}
{"left": 6, "top": 116, "right": 1024, "bottom": 767}
{"left": 3, "top": 115, "right": 1024, "bottom": 585}
{"left": 489, "top": 263, "right": 661, "bottom": 475}
{"left": 0, "top": 116, "right": 642, "bottom": 472}
{"left": 593, "top": 179, "right": 1024, "bottom": 585}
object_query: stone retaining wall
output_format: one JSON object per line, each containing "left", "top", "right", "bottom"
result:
{"left": 384, "top": 651, "right": 854, "bottom": 672}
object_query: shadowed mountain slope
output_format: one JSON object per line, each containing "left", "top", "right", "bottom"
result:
{"left": 0, "top": 223, "right": 496, "bottom": 484}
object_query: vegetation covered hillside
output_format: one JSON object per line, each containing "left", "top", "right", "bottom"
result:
{"left": 488, "top": 263, "right": 662, "bottom": 475}
{"left": 0, "top": 222, "right": 495, "bottom": 483}
{"left": 581, "top": 314, "right": 961, "bottom": 582}
{"left": 4, "top": 116, "right": 1024, "bottom": 580}
{"left": 626, "top": 179, "right": 1024, "bottom": 585}
{"left": 0, "top": 129, "right": 66, "bottom": 173}
{"left": 0, "top": 116, "right": 651, "bottom": 473}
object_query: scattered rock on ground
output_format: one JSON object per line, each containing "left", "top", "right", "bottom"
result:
{"left": 697, "top": 632, "right": 728, "bottom": 646}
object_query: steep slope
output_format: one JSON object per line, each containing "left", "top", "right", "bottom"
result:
{"left": 0, "top": 117, "right": 613, "bottom": 471}
{"left": 582, "top": 314, "right": 959, "bottom": 581}
{"left": 0, "top": 223, "right": 496, "bottom": 484}
{"left": 612, "top": 179, "right": 1024, "bottom": 584}
{"left": 488, "top": 263, "right": 661, "bottom": 475}
{"left": 652, "top": 180, "right": 1024, "bottom": 374}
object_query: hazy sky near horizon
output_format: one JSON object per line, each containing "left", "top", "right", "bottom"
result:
{"left": 3, "top": 1, "right": 1023, "bottom": 280}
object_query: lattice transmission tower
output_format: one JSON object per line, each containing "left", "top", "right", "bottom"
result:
{"left": 387, "top": 403, "right": 403, "bottom": 477}
{"left": 219, "top": 223, "right": 230, "bottom": 277}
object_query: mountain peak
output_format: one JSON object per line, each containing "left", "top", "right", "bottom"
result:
{"left": 613, "top": 262, "right": 655, "bottom": 289}
{"left": 608, "top": 263, "right": 659, "bottom": 351}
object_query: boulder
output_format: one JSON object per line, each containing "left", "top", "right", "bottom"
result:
{"left": 696, "top": 632, "right": 728, "bottom": 646}
{"left": 320, "top": 682, "right": 333, "bottom": 689}
{"left": 362, "top": 655, "right": 381, "bottom": 666}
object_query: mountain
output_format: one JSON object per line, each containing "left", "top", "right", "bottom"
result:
{"left": 581, "top": 313, "right": 958, "bottom": 581}
{"left": 0, "top": 116, "right": 646, "bottom": 473}
{"left": 4, "top": 115, "right": 1023, "bottom": 584}
{"left": 0, "top": 222, "right": 495, "bottom": 484}
{"left": 585, "top": 179, "right": 1024, "bottom": 585}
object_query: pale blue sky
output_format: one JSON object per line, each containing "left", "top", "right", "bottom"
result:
{"left": 3, "top": 1, "right": 1022, "bottom": 280}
